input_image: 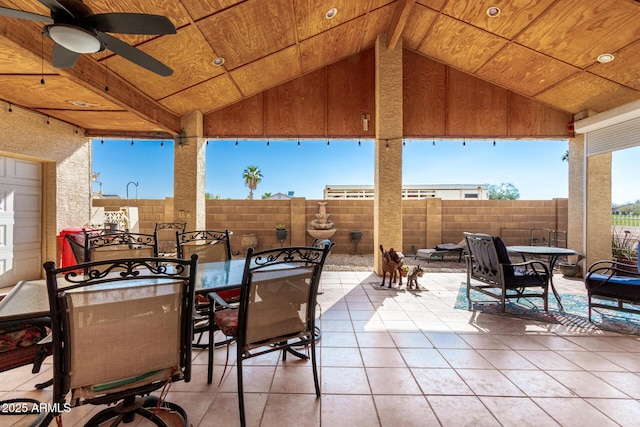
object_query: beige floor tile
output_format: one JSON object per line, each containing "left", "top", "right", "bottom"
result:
{"left": 459, "top": 334, "right": 511, "bottom": 350}
{"left": 401, "top": 348, "right": 450, "bottom": 368}
{"left": 360, "top": 348, "right": 407, "bottom": 368}
{"left": 531, "top": 397, "right": 619, "bottom": 427}
{"left": 320, "top": 319, "right": 354, "bottom": 333}
{"left": 321, "top": 394, "right": 380, "bottom": 427}
{"left": 428, "top": 395, "right": 501, "bottom": 426}
{"left": 198, "top": 392, "right": 267, "bottom": 427}
{"left": 390, "top": 331, "right": 433, "bottom": 348}
{"left": 586, "top": 398, "right": 640, "bottom": 427}
{"left": 424, "top": 333, "right": 472, "bottom": 349}
{"left": 591, "top": 371, "right": 640, "bottom": 399}
{"left": 438, "top": 348, "right": 494, "bottom": 369}
{"left": 366, "top": 367, "right": 422, "bottom": 395}
{"left": 479, "top": 396, "right": 561, "bottom": 426}
{"left": 517, "top": 350, "right": 582, "bottom": 370}
{"left": 373, "top": 395, "right": 440, "bottom": 426}
{"left": 260, "top": 393, "right": 321, "bottom": 427}
{"left": 217, "top": 365, "right": 276, "bottom": 393}
{"left": 320, "top": 347, "right": 363, "bottom": 367}
{"left": 356, "top": 331, "right": 396, "bottom": 348}
{"left": 412, "top": 368, "right": 474, "bottom": 395}
{"left": 319, "top": 331, "right": 358, "bottom": 347}
{"left": 271, "top": 366, "right": 319, "bottom": 394}
{"left": 501, "top": 370, "right": 576, "bottom": 397}
{"left": 547, "top": 371, "right": 631, "bottom": 398}
{"left": 477, "top": 349, "right": 539, "bottom": 370}
{"left": 321, "top": 367, "right": 371, "bottom": 394}
{"left": 456, "top": 369, "right": 525, "bottom": 396}
{"left": 556, "top": 350, "right": 628, "bottom": 371}
{"left": 596, "top": 351, "right": 640, "bottom": 372}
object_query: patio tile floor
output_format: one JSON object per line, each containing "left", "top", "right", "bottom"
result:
{"left": 2, "top": 271, "right": 639, "bottom": 426}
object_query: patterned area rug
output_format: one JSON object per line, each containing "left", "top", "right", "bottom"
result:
{"left": 455, "top": 284, "right": 640, "bottom": 335}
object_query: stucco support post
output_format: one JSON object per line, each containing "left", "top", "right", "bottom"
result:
{"left": 585, "top": 152, "right": 612, "bottom": 270}
{"left": 174, "top": 110, "right": 206, "bottom": 231}
{"left": 373, "top": 34, "right": 403, "bottom": 275}
{"left": 567, "top": 134, "right": 584, "bottom": 270}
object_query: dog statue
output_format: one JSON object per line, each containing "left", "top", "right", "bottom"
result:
{"left": 406, "top": 265, "right": 424, "bottom": 290}
{"left": 380, "top": 245, "right": 404, "bottom": 288}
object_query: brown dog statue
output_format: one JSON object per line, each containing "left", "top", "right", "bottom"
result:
{"left": 380, "top": 245, "right": 404, "bottom": 288}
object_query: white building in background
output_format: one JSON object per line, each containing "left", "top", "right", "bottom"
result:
{"left": 324, "top": 184, "right": 489, "bottom": 200}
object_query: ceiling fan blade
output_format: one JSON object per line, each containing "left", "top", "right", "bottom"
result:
{"left": 87, "top": 13, "right": 176, "bottom": 35}
{"left": 0, "top": 6, "right": 53, "bottom": 23}
{"left": 52, "top": 43, "right": 80, "bottom": 68}
{"left": 38, "top": 0, "right": 73, "bottom": 17}
{"left": 98, "top": 32, "right": 173, "bottom": 76}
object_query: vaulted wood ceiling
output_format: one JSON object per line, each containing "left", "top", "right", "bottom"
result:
{"left": 0, "top": 0, "right": 639, "bottom": 139}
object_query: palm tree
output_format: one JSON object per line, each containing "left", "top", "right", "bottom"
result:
{"left": 243, "top": 166, "right": 263, "bottom": 200}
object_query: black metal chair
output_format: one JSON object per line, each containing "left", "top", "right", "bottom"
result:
{"left": 212, "top": 244, "right": 333, "bottom": 426}
{"left": 155, "top": 222, "right": 186, "bottom": 256}
{"left": 464, "top": 232, "right": 549, "bottom": 312}
{"left": 177, "top": 229, "right": 233, "bottom": 384}
{"left": 42, "top": 255, "right": 198, "bottom": 426}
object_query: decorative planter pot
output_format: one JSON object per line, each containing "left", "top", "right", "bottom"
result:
{"left": 241, "top": 234, "right": 258, "bottom": 253}
{"left": 613, "top": 255, "right": 638, "bottom": 276}
{"left": 276, "top": 229, "right": 288, "bottom": 245}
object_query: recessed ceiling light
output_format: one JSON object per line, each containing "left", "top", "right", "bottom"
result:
{"left": 67, "top": 100, "right": 96, "bottom": 107}
{"left": 325, "top": 7, "right": 337, "bottom": 19}
{"left": 212, "top": 57, "right": 225, "bottom": 66}
{"left": 486, "top": 7, "right": 501, "bottom": 17}
{"left": 597, "top": 53, "right": 614, "bottom": 63}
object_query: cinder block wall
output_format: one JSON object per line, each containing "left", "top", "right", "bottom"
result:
{"left": 93, "top": 197, "right": 568, "bottom": 255}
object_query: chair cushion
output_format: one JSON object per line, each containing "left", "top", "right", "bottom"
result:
{"left": 585, "top": 273, "right": 640, "bottom": 301}
{"left": 0, "top": 324, "right": 46, "bottom": 353}
{"left": 492, "top": 236, "right": 514, "bottom": 277}
{"left": 213, "top": 308, "right": 238, "bottom": 337}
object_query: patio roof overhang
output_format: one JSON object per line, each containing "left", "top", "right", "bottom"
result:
{"left": 0, "top": 0, "right": 638, "bottom": 140}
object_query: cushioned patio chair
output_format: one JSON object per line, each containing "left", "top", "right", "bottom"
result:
{"left": 584, "top": 254, "right": 640, "bottom": 321}
{"left": 177, "top": 229, "right": 233, "bottom": 384}
{"left": 154, "top": 222, "right": 186, "bottom": 256}
{"left": 41, "top": 255, "right": 198, "bottom": 426}
{"left": 212, "top": 244, "right": 333, "bottom": 426}
{"left": 464, "top": 232, "right": 549, "bottom": 312}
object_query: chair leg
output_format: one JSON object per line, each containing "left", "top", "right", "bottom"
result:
{"left": 207, "top": 318, "right": 214, "bottom": 385}
{"left": 311, "top": 337, "right": 320, "bottom": 398}
{"left": 237, "top": 350, "right": 246, "bottom": 427}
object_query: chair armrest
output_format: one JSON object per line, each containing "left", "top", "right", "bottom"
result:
{"left": 207, "top": 292, "right": 233, "bottom": 309}
{"left": 510, "top": 260, "right": 550, "bottom": 275}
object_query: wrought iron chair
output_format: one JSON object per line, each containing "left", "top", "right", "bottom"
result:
{"left": 177, "top": 229, "right": 233, "bottom": 384}
{"left": 42, "top": 255, "right": 198, "bottom": 426}
{"left": 464, "top": 232, "right": 549, "bottom": 312}
{"left": 154, "top": 222, "right": 186, "bottom": 256}
{"left": 584, "top": 253, "right": 640, "bottom": 321}
{"left": 212, "top": 244, "right": 333, "bottom": 426}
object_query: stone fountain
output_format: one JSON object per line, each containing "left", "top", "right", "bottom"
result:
{"left": 307, "top": 202, "right": 337, "bottom": 240}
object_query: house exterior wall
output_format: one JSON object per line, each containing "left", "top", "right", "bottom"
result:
{"left": 0, "top": 104, "right": 90, "bottom": 266}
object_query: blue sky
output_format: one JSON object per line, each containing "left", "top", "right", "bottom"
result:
{"left": 91, "top": 138, "right": 639, "bottom": 205}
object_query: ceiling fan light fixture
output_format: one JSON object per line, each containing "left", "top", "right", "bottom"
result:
{"left": 486, "top": 7, "right": 501, "bottom": 17}
{"left": 325, "top": 8, "right": 337, "bottom": 19}
{"left": 212, "top": 57, "right": 225, "bottom": 66}
{"left": 597, "top": 53, "right": 614, "bottom": 63}
{"left": 46, "top": 24, "right": 101, "bottom": 53}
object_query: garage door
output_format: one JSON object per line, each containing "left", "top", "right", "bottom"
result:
{"left": 0, "top": 156, "right": 42, "bottom": 287}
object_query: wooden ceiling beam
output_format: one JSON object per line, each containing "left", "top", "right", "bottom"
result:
{"left": 0, "top": 18, "right": 181, "bottom": 134}
{"left": 84, "top": 129, "right": 175, "bottom": 140}
{"left": 387, "top": 0, "right": 416, "bottom": 50}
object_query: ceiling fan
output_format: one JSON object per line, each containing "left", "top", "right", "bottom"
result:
{"left": 0, "top": 0, "right": 176, "bottom": 76}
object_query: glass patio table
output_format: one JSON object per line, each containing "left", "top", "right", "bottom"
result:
{"left": 507, "top": 245, "right": 578, "bottom": 310}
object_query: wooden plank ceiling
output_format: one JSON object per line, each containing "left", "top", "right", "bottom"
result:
{"left": 0, "top": 0, "right": 639, "bottom": 139}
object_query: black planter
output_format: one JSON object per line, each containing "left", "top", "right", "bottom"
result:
{"left": 276, "top": 229, "right": 288, "bottom": 245}
{"left": 350, "top": 230, "right": 363, "bottom": 254}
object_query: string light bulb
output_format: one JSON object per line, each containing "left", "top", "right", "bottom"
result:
{"left": 46, "top": 116, "right": 49, "bottom": 124}
{"left": 131, "top": 139, "right": 134, "bottom": 147}
{"left": 101, "top": 138, "right": 104, "bottom": 145}
{"left": 235, "top": 138, "right": 238, "bottom": 146}
{"left": 8, "top": 103, "right": 12, "bottom": 113}
{"left": 493, "top": 139, "right": 496, "bottom": 146}
{"left": 358, "top": 140, "right": 361, "bottom": 147}
{"left": 267, "top": 139, "right": 270, "bottom": 147}
{"left": 297, "top": 138, "right": 300, "bottom": 147}
{"left": 327, "top": 140, "right": 330, "bottom": 147}
{"left": 160, "top": 141, "right": 164, "bottom": 148}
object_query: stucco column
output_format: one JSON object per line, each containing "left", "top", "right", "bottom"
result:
{"left": 374, "top": 34, "right": 403, "bottom": 274}
{"left": 174, "top": 110, "right": 206, "bottom": 231}
{"left": 585, "top": 152, "right": 612, "bottom": 269}
{"left": 567, "top": 134, "right": 584, "bottom": 268}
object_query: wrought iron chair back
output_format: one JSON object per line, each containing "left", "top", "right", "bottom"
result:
{"left": 155, "top": 222, "right": 186, "bottom": 255}
{"left": 42, "top": 255, "right": 198, "bottom": 426}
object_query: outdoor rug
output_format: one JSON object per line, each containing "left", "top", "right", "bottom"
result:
{"left": 455, "top": 284, "right": 640, "bottom": 335}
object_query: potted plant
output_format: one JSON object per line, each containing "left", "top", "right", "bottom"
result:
{"left": 612, "top": 229, "right": 638, "bottom": 274}
{"left": 275, "top": 224, "right": 288, "bottom": 245}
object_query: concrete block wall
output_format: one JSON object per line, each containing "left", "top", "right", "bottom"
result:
{"left": 91, "top": 197, "right": 568, "bottom": 255}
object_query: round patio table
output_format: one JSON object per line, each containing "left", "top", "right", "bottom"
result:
{"left": 506, "top": 246, "right": 578, "bottom": 311}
